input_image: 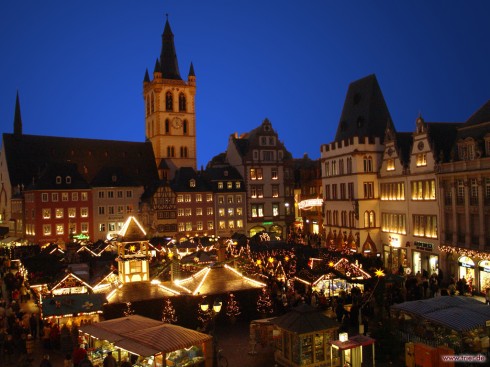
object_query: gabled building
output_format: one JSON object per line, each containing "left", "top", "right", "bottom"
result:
{"left": 0, "top": 94, "right": 159, "bottom": 242}
{"left": 172, "top": 167, "right": 214, "bottom": 237}
{"left": 204, "top": 165, "right": 247, "bottom": 237}
{"left": 438, "top": 100, "right": 490, "bottom": 291}
{"left": 293, "top": 154, "right": 323, "bottom": 238}
{"left": 222, "top": 118, "right": 295, "bottom": 239}
{"left": 23, "top": 162, "right": 93, "bottom": 245}
{"left": 321, "top": 74, "right": 391, "bottom": 256}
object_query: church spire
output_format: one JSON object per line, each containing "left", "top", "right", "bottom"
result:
{"left": 160, "top": 16, "right": 182, "bottom": 80}
{"left": 13, "top": 91, "right": 22, "bottom": 137}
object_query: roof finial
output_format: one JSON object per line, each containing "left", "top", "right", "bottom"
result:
{"left": 166, "top": 13, "right": 168, "bottom": 21}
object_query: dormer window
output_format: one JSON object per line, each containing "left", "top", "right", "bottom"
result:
{"left": 66, "top": 176, "right": 72, "bottom": 184}
{"left": 386, "top": 159, "right": 395, "bottom": 171}
{"left": 416, "top": 153, "right": 427, "bottom": 167}
{"left": 189, "top": 179, "right": 196, "bottom": 188}
{"left": 56, "top": 176, "right": 62, "bottom": 184}
{"left": 458, "top": 139, "right": 475, "bottom": 161}
{"left": 218, "top": 182, "right": 223, "bottom": 189}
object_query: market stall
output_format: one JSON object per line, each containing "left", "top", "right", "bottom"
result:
{"left": 272, "top": 303, "right": 340, "bottom": 367}
{"left": 41, "top": 293, "right": 107, "bottom": 326}
{"left": 391, "top": 296, "right": 490, "bottom": 354}
{"left": 79, "top": 314, "right": 213, "bottom": 367}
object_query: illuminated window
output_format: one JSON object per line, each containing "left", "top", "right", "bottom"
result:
{"left": 185, "top": 222, "right": 192, "bottom": 231}
{"left": 207, "top": 207, "right": 213, "bottom": 215}
{"left": 62, "top": 193, "right": 69, "bottom": 201}
{"left": 197, "top": 221, "right": 203, "bottom": 231}
{"left": 250, "top": 168, "right": 257, "bottom": 180}
{"left": 363, "top": 182, "right": 374, "bottom": 198}
{"left": 42, "top": 209, "right": 51, "bottom": 219}
{"left": 236, "top": 208, "right": 243, "bottom": 216}
{"left": 411, "top": 179, "right": 436, "bottom": 200}
{"left": 387, "top": 159, "right": 395, "bottom": 171}
{"left": 272, "top": 185, "right": 279, "bottom": 198}
{"left": 81, "top": 208, "right": 88, "bottom": 218}
{"left": 68, "top": 208, "right": 76, "bottom": 218}
{"left": 178, "top": 223, "right": 185, "bottom": 232}
{"left": 227, "top": 195, "right": 234, "bottom": 204}
{"left": 272, "top": 203, "right": 279, "bottom": 216}
{"left": 52, "top": 193, "right": 59, "bottom": 202}
{"left": 43, "top": 224, "right": 51, "bottom": 236}
{"left": 207, "top": 221, "right": 214, "bottom": 230}
{"left": 219, "top": 208, "right": 225, "bottom": 217}
{"left": 251, "top": 204, "right": 264, "bottom": 217}
{"left": 236, "top": 220, "right": 243, "bottom": 228}
{"left": 381, "top": 182, "right": 405, "bottom": 200}
{"left": 251, "top": 186, "right": 257, "bottom": 198}
{"left": 219, "top": 221, "right": 226, "bottom": 229}
{"left": 228, "top": 220, "right": 235, "bottom": 229}
{"left": 81, "top": 192, "right": 88, "bottom": 201}
{"left": 228, "top": 208, "right": 234, "bottom": 216}
{"left": 196, "top": 194, "right": 202, "bottom": 202}
{"left": 177, "top": 195, "right": 183, "bottom": 203}
{"left": 413, "top": 215, "right": 437, "bottom": 238}
{"left": 56, "top": 224, "right": 64, "bottom": 235}
{"left": 177, "top": 208, "right": 184, "bottom": 217}
{"left": 72, "top": 192, "right": 78, "bottom": 201}
{"left": 99, "top": 223, "right": 106, "bottom": 232}
{"left": 196, "top": 208, "right": 203, "bottom": 216}
{"left": 381, "top": 213, "right": 407, "bottom": 234}
{"left": 126, "top": 205, "right": 133, "bottom": 213}
{"left": 363, "top": 211, "right": 375, "bottom": 228}
{"left": 184, "top": 194, "right": 191, "bottom": 202}
{"left": 218, "top": 196, "right": 225, "bottom": 204}
{"left": 236, "top": 195, "right": 242, "bottom": 203}
{"left": 271, "top": 168, "right": 278, "bottom": 180}
{"left": 416, "top": 153, "right": 427, "bottom": 167}
{"left": 235, "top": 182, "right": 241, "bottom": 189}
{"left": 206, "top": 194, "right": 213, "bottom": 202}
{"left": 257, "top": 186, "right": 264, "bottom": 198}
{"left": 227, "top": 182, "right": 233, "bottom": 189}
{"left": 185, "top": 208, "right": 192, "bottom": 216}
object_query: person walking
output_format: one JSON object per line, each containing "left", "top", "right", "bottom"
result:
{"left": 39, "top": 354, "right": 53, "bottom": 367}
{"left": 103, "top": 351, "right": 117, "bottom": 367}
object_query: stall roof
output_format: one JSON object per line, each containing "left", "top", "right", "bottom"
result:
{"left": 42, "top": 293, "right": 107, "bottom": 318}
{"left": 391, "top": 296, "right": 490, "bottom": 332}
{"left": 79, "top": 315, "right": 212, "bottom": 357}
{"left": 272, "top": 303, "right": 339, "bottom": 334}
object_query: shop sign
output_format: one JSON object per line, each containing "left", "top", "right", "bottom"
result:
{"left": 298, "top": 198, "right": 323, "bottom": 209}
{"left": 460, "top": 262, "right": 474, "bottom": 268}
{"left": 481, "top": 266, "right": 490, "bottom": 273}
{"left": 414, "top": 241, "right": 433, "bottom": 251}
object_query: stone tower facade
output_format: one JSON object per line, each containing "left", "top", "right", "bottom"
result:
{"left": 143, "top": 18, "right": 197, "bottom": 180}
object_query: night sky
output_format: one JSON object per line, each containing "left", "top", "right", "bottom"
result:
{"left": 1, "top": 1, "right": 489, "bottom": 168}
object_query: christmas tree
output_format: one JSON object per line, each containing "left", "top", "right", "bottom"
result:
{"left": 197, "top": 297, "right": 213, "bottom": 331}
{"left": 161, "top": 298, "right": 178, "bottom": 324}
{"left": 225, "top": 293, "right": 241, "bottom": 321}
{"left": 256, "top": 288, "right": 274, "bottom": 316}
{"left": 123, "top": 301, "right": 135, "bottom": 316}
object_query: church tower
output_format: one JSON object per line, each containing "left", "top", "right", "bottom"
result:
{"left": 143, "top": 17, "right": 197, "bottom": 179}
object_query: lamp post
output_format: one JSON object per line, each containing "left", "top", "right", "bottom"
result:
{"left": 199, "top": 298, "right": 222, "bottom": 367}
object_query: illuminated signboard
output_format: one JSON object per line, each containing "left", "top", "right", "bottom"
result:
{"left": 298, "top": 198, "right": 323, "bottom": 210}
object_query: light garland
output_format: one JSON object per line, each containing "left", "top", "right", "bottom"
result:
{"left": 438, "top": 245, "right": 490, "bottom": 261}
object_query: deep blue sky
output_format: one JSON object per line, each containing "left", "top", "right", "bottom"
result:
{"left": 1, "top": 1, "right": 489, "bottom": 168}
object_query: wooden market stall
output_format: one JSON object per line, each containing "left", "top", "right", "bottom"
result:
{"left": 391, "top": 296, "right": 490, "bottom": 354}
{"left": 272, "top": 303, "right": 340, "bottom": 366}
{"left": 329, "top": 333, "right": 375, "bottom": 367}
{"left": 79, "top": 315, "right": 213, "bottom": 367}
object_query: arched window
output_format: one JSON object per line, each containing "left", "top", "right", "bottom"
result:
{"left": 179, "top": 93, "right": 186, "bottom": 112}
{"left": 146, "top": 98, "right": 150, "bottom": 117}
{"left": 347, "top": 157, "right": 352, "bottom": 174}
{"left": 166, "top": 92, "right": 173, "bottom": 111}
{"left": 183, "top": 120, "right": 188, "bottom": 135}
{"left": 165, "top": 119, "right": 170, "bottom": 134}
{"left": 150, "top": 93, "right": 155, "bottom": 113}
{"left": 364, "top": 211, "right": 375, "bottom": 227}
{"left": 363, "top": 156, "right": 373, "bottom": 172}
{"left": 167, "top": 146, "right": 175, "bottom": 157}
{"left": 180, "top": 146, "right": 188, "bottom": 158}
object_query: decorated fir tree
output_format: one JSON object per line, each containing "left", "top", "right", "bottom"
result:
{"left": 123, "top": 301, "right": 135, "bottom": 316}
{"left": 225, "top": 293, "right": 241, "bottom": 322}
{"left": 161, "top": 297, "right": 178, "bottom": 324}
{"left": 256, "top": 288, "right": 274, "bottom": 317}
{"left": 197, "top": 298, "right": 213, "bottom": 331}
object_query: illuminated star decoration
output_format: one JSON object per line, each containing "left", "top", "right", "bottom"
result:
{"left": 374, "top": 269, "right": 385, "bottom": 277}
{"left": 82, "top": 301, "right": 94, "bottom": 310}
{"left": 328, "top": 261, "right": 335, "bottom": 267}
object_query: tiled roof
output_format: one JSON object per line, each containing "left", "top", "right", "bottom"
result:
{"left": 334, "top": 74, "right": 392, "bottom": 142}
{"left": 2, "top": 133, "right": 158, "bottom": 188}
{"left": 426, "top": 122, "right": 462, "bottom": 162}
{"left": 395, "top": 132, "right": 413, "bottom": 167}
{"left": 272, "top": 303, "right": 339, "bottom": 333}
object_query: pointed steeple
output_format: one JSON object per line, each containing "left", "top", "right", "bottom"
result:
{"left": 13, "top": 91, "right": 23, "bottom": 137}
{"left": 160, "top": 16, "right": 182, "bottom": 80}
{"left": 188, "top": 62, "right": 195, "bottom": 77}
{"left": 188, "top": 62, "right": 196, "bottom": 86}
{"left": 143, "top": 68, "right": 150, "bottom": 83}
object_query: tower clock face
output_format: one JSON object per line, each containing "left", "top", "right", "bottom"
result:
{"left": 172, "top": 117, "right": 183, "bottom": 129}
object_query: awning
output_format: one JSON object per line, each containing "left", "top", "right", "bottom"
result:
{"left": 0, "top": 236, "right": 20, "bottom": 244}
{"left": 80, "top": 315, "right": 212, "bottom": 357}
